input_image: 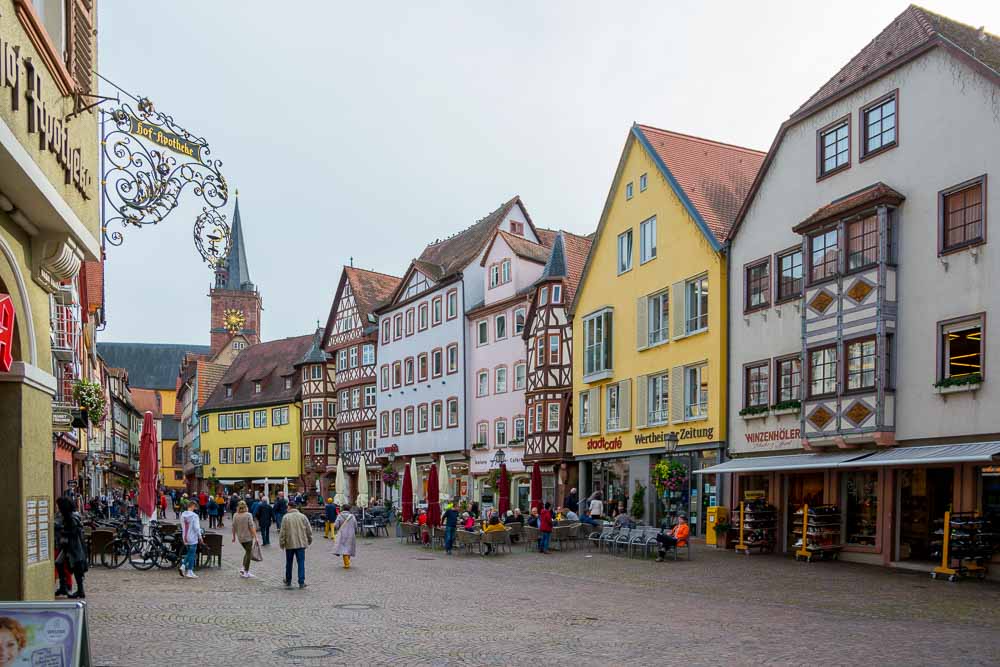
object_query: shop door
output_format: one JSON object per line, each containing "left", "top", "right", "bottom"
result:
{"left": 516, "top": 482, "right": 530, "bottom": 512}
{"left": 897, "top": 468, "right": 953, "bottom": 561}
{"left": 785, "top": 472, "right": 824, "bottom": 550}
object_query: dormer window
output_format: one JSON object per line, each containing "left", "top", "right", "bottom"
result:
{"left": 284, "top": 377, "right": 292, "bottom": 390}
{"left": 233, "top": 341, "right": 247, "bottom": 351}
{"left": 310, "top": 365, "right": 323, "bottom": 380}
{"left": 225, "top": 385, "right": 233, "bottom": 398}
{"left": 510, "top": 221, "right": 524, "bottom": 236}
{"left": 254, "top": 381, "right": 261, "bottom": 394}
{"left": 538, "top": 286, "right": 548, "bottom": 306}
{"left": 501, "top": 260, "right": 511, "bottom": 284}
{"left": 552, "top": 285, "right": 562, "bottom": 304}
{"left": 490, "top": 265, "right": 500, "bottom": 288}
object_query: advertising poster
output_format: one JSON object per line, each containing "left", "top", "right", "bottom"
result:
{"left": 0, "top": 602, "right": 91, "bottom": 667}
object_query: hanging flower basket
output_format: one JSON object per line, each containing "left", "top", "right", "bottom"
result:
{"left": 652, "top": 459, "right": 687, "bottom": 494}
{"left": 382, "top": 468, "right": 399, "bottom": 487}
{"left": 73, "top": 379, "right": 106, "bottom": 424}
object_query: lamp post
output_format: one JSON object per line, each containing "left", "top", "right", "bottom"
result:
{"left": 388, "top": 451, "right": 396, "bottom": 507}
{"left": 663, "top": 432, "right": 680, "bottom": 526}
{"left": 491, "top": 448, "right": 506, "bottom": 469}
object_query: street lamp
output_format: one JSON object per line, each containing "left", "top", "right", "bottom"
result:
{"left": 491, "top": 448, "right": 506, "bottom": 469}
{"left": 664, "top": 431, "right": 679, "bottom": 460}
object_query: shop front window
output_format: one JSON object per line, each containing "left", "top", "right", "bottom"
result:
{"left": 843, "top": 470, "right": 878, "bottom": 547}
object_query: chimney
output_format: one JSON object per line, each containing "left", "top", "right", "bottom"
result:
{"left": 978, "top": 26, "right": 987, "bottom": 42}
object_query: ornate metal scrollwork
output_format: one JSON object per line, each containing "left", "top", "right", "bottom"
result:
{"left": 101, "top": 96, "right": 231, "bottom": 265}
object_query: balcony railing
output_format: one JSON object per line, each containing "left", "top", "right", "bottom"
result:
{"left": 51, "top": 307, "right": 80, "bottom": 362}
{"left": 53, "top": 361, "right": 79, "bottom": 409}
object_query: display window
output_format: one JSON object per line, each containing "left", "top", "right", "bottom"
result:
{"left": 842, "top": 470, "right": 878, "bottom": 547}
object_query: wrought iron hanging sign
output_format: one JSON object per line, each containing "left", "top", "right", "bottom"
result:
{"left": 101, "top": 95, "right": 231, "bottom": 268}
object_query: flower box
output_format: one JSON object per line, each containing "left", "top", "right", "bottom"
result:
{"left": 772, "top": 407, "right": 800, "bottom": 417}
{"left": 741, "top": 411, "right": 768, "bottom": 421}
{"left": 471, "top": 442, "right": 488, "bottom": 450}
{"left": 934, "top": 383, "right": 980, "bottom": 396}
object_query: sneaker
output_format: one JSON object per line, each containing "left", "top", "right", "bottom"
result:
{"left": 184, "top": 571, "right": 198, "bottom": 578}
{"left": 284, "top": 580, "right": 291, "bottom": 587}
{"left": 299, "top": 583, "right": 307, "bottom": 589}
{"left": 238, "top": 569, "right": 246, "bottom": 577}
{"left": 244, "top": 572, "right": 256, "bottom": 578}
{"left": 655, "top": 557, "right": 664, "bottom": 563}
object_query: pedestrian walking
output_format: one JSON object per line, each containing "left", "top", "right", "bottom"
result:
{"left": 158, "top": 493, "right": 168, "bottom": 520}
{"left": 331, "top": 503, "right": 357, "bottom": 569}
{"left": 54, "top": 496, "right": 88, "bottom": 598}
{"left": 273, "top": 491, "right": 288, "bottom": 529}
{"left": 215, "top": 491, "right": 226, "bottom": 528}
{"left": 324, "top": 498, "right": 338, "bottom": 539}
{"left": 198, "top": 490, "right": 208, "bottom": 520}
{"left": 232, "top": 501, "right": 259, "bottom": 578}
{"left": 588, "top": 490, "right": 604, "bottom": 520}
{"left": 538, "top": 502, "right": 554, "bottom": 554}
{"left": 207, "top": 496, "right": 219, "bottom": 529}
{"left": 228, "top": 492, "right": 239, "bottom": 520}
{"left": 254, "top": 496, "right": 274, "bottom": 545}
{"left": 278, "top": 500, "right": 312, "bottom": 588}
{"left": 441, "top": 503, "right": 458, "bottom": 555}
{"left": 180, "top": 500, "right": 204, "bottom": 578}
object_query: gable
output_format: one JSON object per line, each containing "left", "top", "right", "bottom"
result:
{"left": 401, "top": 269, "right": 434, "bottom": 301}
{"left": 332, "top": 281, "right": 362, "bottom": 337}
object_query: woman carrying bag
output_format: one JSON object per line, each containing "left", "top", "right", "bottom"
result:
{"left": 332, "top": 504, "right": 357, "bottom": 569}
{"left": 232, "top": 501, "right": 260, "bottom": 578}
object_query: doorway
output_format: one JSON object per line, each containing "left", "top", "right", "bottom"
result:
{"left": 897, "top": 467, "right": 953, "bottom": 561}
{"left": 784, "top": 472, "right": 825, "bottom": 550}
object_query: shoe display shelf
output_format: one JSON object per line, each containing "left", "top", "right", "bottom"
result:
{"left": 734, "top": 500, "right": 777, "bottom": 556}
{"left": 793, "top": 504, "right": 842, "bottom": 562}
{"left": 930, "top": 511, "right": 998, "bottom": 582}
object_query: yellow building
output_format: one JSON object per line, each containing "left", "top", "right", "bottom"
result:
{"left": 198, "top": 335, "right": 312, "bottom": 496}
{"left": 570, "top": 124, "right": 763, "bottom": 534}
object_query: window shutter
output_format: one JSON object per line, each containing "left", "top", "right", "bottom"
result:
{"left": 68, "top": 0, "right": 96, "bottom": 95}
{"left": 670, "top": 366, "right": 684, "bottom": 423}
{"left": 618, "top": 379, "right": 631, "bottom": 431}
{"left": 636, "top": 375, "right": 647, "bottom": 428}
{"left": 671, "top": 281, "right": 685, "bottom": 339}
{"left": 636, "top": 296, "right": 648, "bottom": 350}
{"left": 588, "top": 387, "right": 600, "bottom": 434}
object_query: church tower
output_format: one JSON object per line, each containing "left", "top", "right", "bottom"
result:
{"left": 209, "top": 194, "right": 263, "bottom": 356}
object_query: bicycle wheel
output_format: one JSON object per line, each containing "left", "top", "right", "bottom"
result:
{"left": 153, "top": 545, "right": 179, "bottom": 570}
{"left": 128, "top": 538, "right": 157, "bottom": 570}
{"left": 102, "top": 539, "right": 129, "bottom": 569}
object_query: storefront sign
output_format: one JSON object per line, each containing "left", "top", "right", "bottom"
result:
{"left": 376, "top": 444, "right": 399, "bottom": 456}
{"left": 734, "top": 425, "right": 802, "bottom": 453}
{"left": 585, "top": 436, "right": 623, "bottom": 451}
{"left": 123, "top": 114, "right": 203, "bottom": 162}
{"left": 471, "top": 450, "right": 524, "bottom": 473}
{"left": 0, "top": 601, "right": 92, "bottom": 666}
{"left": 634, "top": 427, "right": 715, "bottom": 446}
{"left": 0, "top": 34, "right": 94, "bottom": 198}
{"left": 0, "top": 293, "right": 14, "bottom": 372}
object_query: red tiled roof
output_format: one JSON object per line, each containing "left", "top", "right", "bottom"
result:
{"left": 201, "top": 334, "right": 313, "bottom": 411}
{"left": 795, "top": 5, "right": 1000, "bottom": 118}
{"left": 131, "top": 388, "right": 161, "bottom": 418}
{"left": 345, "top": 267, "right": 401, "bottom": 322}
{"left": 635, "top": 125, "right": 765, "bottom": 244}
{"left": 793, "top": 183, "right": 905, "bottom": 233}
{"left": 197, "top": 361, "right": 228, "bottom": 408}
{"left": 480, "top": 230, "right": 551, "bottom": 266}
{"left": 560, "top": 231, "right": 594, "bottom": 305}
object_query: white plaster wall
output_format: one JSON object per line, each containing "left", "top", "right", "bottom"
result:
{"left": 729, "top": 47, "right": 1000, "bottom": 451}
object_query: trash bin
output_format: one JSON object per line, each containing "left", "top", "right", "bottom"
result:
{"left": 706, "top": 506, "right": 728, "bottom": 546}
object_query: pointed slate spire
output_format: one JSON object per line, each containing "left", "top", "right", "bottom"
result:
{"left": 296, "top": 327, "right": 328, "bottom": 366}
{"left": 216, "top": 193, "right": 254, "bottom": 291}
{"left": 536, "top": 231, "right": 567, "bottom": 283}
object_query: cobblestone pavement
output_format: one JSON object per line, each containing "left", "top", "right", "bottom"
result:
{"left": 85, "top": 528, "right": 1000, "bottom": 666}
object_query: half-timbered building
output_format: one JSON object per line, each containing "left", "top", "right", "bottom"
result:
{"left": 523, "top": 231, "right": 592, "bottom": 508}
{"left": 376, "top": 197, "right": 539, "bottom": 500}
{"left": 294, "top": 330, "right": 335, "bottom": 501}
{"left": 715, "top": 5, "right": 1000, "bottom": 568}
{"left": 323, "top": 266, "right": 400, "bottom": 501}
{"left": 466, "top": 228, "right": 554, "bottom": 507}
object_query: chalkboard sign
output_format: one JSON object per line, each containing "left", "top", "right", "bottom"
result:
{"left": 0, "top": 601, "right": 91, "bottom": 666}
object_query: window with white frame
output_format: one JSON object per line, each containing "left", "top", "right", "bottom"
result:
{"left": 255, "top": 445, "right": 268, "bottom": 462}
{"left": 477, "top": 320, "right": 488, "bottom": 345}
{"left": 201, "top": 415, "right": 208, "bottom": 433}
{"left": 380, "top": 365, "right": 389, "bottom": 390}
{"left": 353, "top": 430, "right": 361, "bottom": 451}
{"left": 547, "top": 403, "right": 560, "bottom": 431}
{"left": 647, "top": 290, "right": 669, "bottom": 346}
{"left": 272, "top": 407, "right": 289, "bottom": 426}
{"left": 432, "top": 349, "right": 443, "bottom": 377}
{"left": 362, "top": 343, "right": 375, "bottom": 366}
{"left": 639, "top": 173, "right": 647, "bottom": 191}
{"left": 648, "top": 372, "right": 669, "bottom": 425}
{"left": 351, "top": 387, "right": 361, "bottom": 409}
{"left": 404, "top": 358, "right": 414, "bottom": 385}
{"left": 538, "top": 286, "right": 548, "bottom": 306}
{"left": 551, "top": 284, "right": 562, "bottom": 304}
{"left": 684, "top": 364, "right": 708, "bottom": 419}
{"left": 366, "top": 429, "right": 376, "bottom": 450}
{"left": 284, "top": 377, "right": 292, "bottom": 390}
{"left": 418, "top": 352, "right": 428, "bottom": 381}
{"left": 219, "top": 448, "right": 233, "bottom": 464}
{"left": 606, "top": 384, "right": 621, "bottom": 430}
{"left": 583, "top": 309, "right": 613, "bottom": 377}
{"left": 578, "top": 391, "right": 591, "bottom": 433}
{"left": 311, "top": 364, "right": 323, "bottom": 380}
{"left": 392, "top": 409, "right": 402, "bottom": 435}
{"left": 235, "top": 447, "right": 250, "bottom": 464}
{"left": 253, "top": 409, "right": 266, "bottom": 428}
{"left": 364, "top": 385, "right": 376, "bottom": 407}
{"left": 310, "top": 402, "right": 324, "bottom": 418}
{"left": 940, "top": 316, "right": 983, "bottom": 383}
{"left": 349, "top": 346, "right": 358, "bottom": 368}
{"left": 338, "top": 349, "right": 348, "bottom": 371}
{"left": 328, "top": 401, "right": 336, "bottom": 418}
{"left": 626, "top": 181, "right": 634, "bottom": 200}
{"left": 495, "top": 314, "right": 507, "bottom": 340}
{"left": 617, "top": 229, "right": 633, "bottom": 274}
{"left": 253, "top": 381, "right": 261, "bottom": 394}
{"left": 501, "top": 260, "right": 511, "bottom": 284}
{"left": 380, "top": 412, "right": 389, "bottom": 437}
{"left": 640, "top": 216, "right": 657, "bottom": 263}
{"left": 477, "top": 371, "right": 489, "bottom": 397}
{"left": 490, "top": 265, "right": 501, "bottom": 288}
{"left": 432, "top": 402, "right": 443, "bottom": 429}
{"left": 513, "top": 416, "right": 525, "bottom": 441}
{"left": 514, "top": 362, "right": 526, "bottom": 390}
{"left": 381, "top": 320, "right": 390, "bottom": 344}
{"left": 418, "top": 303, "right": 428, "bottom": 331}
{"left": 514, "top": 308, "right": 526, "bottom": 334}
{"left": 495, "top": 419, "right": 507, "bottom": 446}
{"left": 685, "top": 275, "right": 709, "bottom": 333}
{"left": 272, "top": 443, "right": 290, "bottom": 461}
{"left": 432, "top": 297, "right": 443, "bottom": 325}
{"left": 418, "top": 404, "right": 428, "bottom": 431}
{"left": 447, "top": 290, "right": 458, "bottom": 319}
{"left": 495, "top": 366, "right": 507, "bottom": 393}
{"left": 405, "top": 407, "right": 414, "bottom": 434}
{"left": 447, "top": 344, "right": 458, "bottom": 374}
{"left": 340, "top": 391, "right": 349, "bottom": 412}
{"left": 477, "top": 422, "right": 489, "bottom": 446}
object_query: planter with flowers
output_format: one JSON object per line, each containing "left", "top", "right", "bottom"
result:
{"left": 72, "top": 379, "right": 106, "bottom": 425}
{"left": 652, "top": 459, "right": 688, "bottom": 495}
{"left": 382, "top": 466, "right": 399, "bottom": 488}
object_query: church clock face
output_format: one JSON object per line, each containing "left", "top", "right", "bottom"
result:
{"left": 223, "top": 308, "right": 246, "bottom": 334}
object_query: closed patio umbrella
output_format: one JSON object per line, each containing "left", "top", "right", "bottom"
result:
{"left": 401, "top": 461, "right": 414, "bottom": 522}
{"left": 426, "top": 463, "right": 441, "bottom": 527}
{"left": 530, "top": 462, "right": 543, "bottom": 511}
{"left": 137, "top": 411, "right": 158, "bottom": 523}
{"left": 498, "top": 464, "right": 510, "bottom": 515}
{"left": 438, "top": 454, "right": 450, "bottom": 502}
{"left": 333, "top": 456, "right": 347, "bottom": 505}
{"left": 357, "top": 455, "right": 370, "bottom": 508}
{"left": 410, "top": 458, "right": 420, "bottom": 506}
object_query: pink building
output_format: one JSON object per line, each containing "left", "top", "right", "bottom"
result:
{"left": 467, "top": 228, "right": 554, "bottom": 509}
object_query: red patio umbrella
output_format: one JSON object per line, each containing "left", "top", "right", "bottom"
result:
{"left": 498, "top": 464, "right": 510, "bottom": 515}
{"left": 137, "top": 411, "right": 158, "bottom": 519}
{"left": 530, "top": 462, "right": 543, "bottom": 512}
{"left": 401, "top": 461, "right": 414, "bottom": 522}
{"left": 426, "top": 463, "right": 441, "bottom": 527}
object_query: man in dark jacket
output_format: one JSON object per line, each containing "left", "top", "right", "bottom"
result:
{"left": 228, "top": 493, "right": 240, "bottom": 519}
{"left": 324, "top": 498, "right": 338, "bottom": 539}
{"left": 254, "top": 497, "right": 274, "bottom": 545}
{"left": 539, "top": 502, "right": 554, "bottom": 554}
{"left": 273, "top": 491, "right": 288, "bottom": 529}
{"left": 563, "top": 488, "right": 579, "bottom": 516}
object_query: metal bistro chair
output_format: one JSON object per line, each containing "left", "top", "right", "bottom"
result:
{"left": 629, "top": 527, "right": 654, "bottom": 558}
{"left": 403, "top": 522, "right": 420, "bottom": 545}
{"left": 612, "top": 528, "right": 633, "bottom": 555}
{"left": 599, "top": 527, "right": 621, "bottom": 553}
{"left": 373, "top": 515, "right": 389, "bottom": 538}
{"left": 589, "top": 526, "right": 612, "bottom": 552}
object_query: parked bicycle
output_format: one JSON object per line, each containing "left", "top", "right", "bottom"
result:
{"left": 128, "top": 521, "right": 185, "bottom": 571}
{"left": 100, "top": 520, "right": 143, "bottom": 569}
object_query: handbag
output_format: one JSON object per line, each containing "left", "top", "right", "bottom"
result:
{"left": 250, "top": 540, "right": 263, "bottom": 562}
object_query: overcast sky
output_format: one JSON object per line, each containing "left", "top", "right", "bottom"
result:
{"left": 98, "top": 0, "right": 1000, "bottom": 345}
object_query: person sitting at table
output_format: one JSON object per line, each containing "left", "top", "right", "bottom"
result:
{"left": 503, "top": 510, "right": 515, "bottom": 525}
{"left": 511, "top": 508, "right": 524, "bottom": 524}
{"left": 655, "top": 514, "right": 690, "bottom": 562}
{"left": 526, "top": 507, "right": 540, "bottom": 528}
{"left": 613, "top": 510, "right": 635, "bottom": 529}
{"left": 562, "top": 507, "right": 580, "bottom": 522}
{"left": 461, "top": 512, "right": 476, "bottom": 531}
{"left": 579, "top": 510, "right": 599, "bottom": 526}
{"left": 481, "top": 515, "right": 506, "bottom": 555}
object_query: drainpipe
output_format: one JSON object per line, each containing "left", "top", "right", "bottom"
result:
{"left": 722, "top": 244, "right": 731, "bottom": 508}
{"left": 459, "top": 274, "right": 469, "bottom": 496}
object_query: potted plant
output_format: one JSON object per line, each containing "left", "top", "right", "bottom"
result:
{"left": 771, "top": 400, "right": 801, "bottom": 416}
{"left": 382, "top": 466, "right": 399, "bottom": 488}
{"left": 652, "top": 459, "right": 687, "bottom": 495}
{"left": 933, "top": 373, "right": 982, "bottom": 395}
{"left": 738, "top": 405, "right": 769, "bottom": 420}
{"left": 471, "top": 441, "right": 488, "bottom": 450}
{"left": 507, "top": 438, "right": 524, "bottom": 447}
{"left": 630, "top": 482, "right": 645, "bottom": 521}
{"left": 72, "top": 379, "right": 106, "bottom": 425}
{"left": 713, "top": 519, "right": 732, "bottom": 549}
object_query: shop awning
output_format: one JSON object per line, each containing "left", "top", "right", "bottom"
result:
{"left": 837, "top": 442, "right": 1000, "bottom": 467}
{"left": 694, "top": 451, "right": 870, "bottom": 474}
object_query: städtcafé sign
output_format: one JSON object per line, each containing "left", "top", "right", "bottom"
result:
{"left": 0, "top": 27, "right": 94, "bottom": 199}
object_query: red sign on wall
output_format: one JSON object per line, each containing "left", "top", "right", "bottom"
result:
{"left": 0, "top": 294, "right": 13, "bottom": 372}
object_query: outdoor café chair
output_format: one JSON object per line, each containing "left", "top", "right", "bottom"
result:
{"left": 522, "top": 525, "right": 540, "bottom": 551}
{"left": 589, "top": 526, "right": 612, "bottom": 551}
{"left": 506, "top": 523, "right": 523, "bottom": 543}
{"left": 612, "top": 528, "right": 633, "bottom": 555}
{"left": 482, "top": 530, "right": 511, "bottom": 555}
{"left": 629, "top": 527, "right": 654, "bottom": 558}
{"left": 599, "top": 527, "right": 620, "bottom": 553}
{"left": 373, "top": 515, "right": 389, "bottom": 537}
{"left": 199, "top": 532, "right": 223, "bottom": 568}
{"left": 456, "top": 529, "right": 482, "bottom": 555}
